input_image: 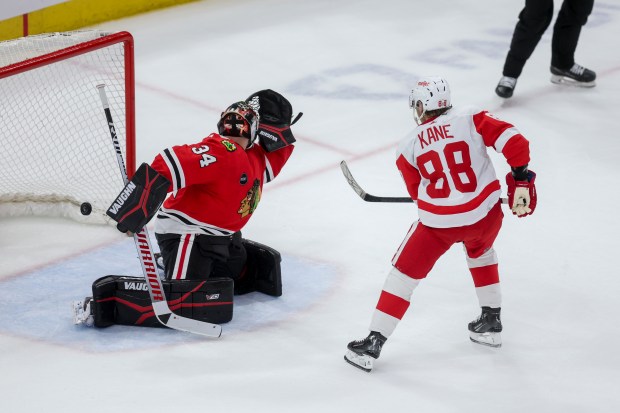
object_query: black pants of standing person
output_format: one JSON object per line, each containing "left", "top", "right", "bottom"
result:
{"left": 502, "top": 0, "right": 594, "bottom": 78}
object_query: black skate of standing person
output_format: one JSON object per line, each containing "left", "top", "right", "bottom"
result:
{"left": 496, "top": 0, "right": 596, "bottom": 98}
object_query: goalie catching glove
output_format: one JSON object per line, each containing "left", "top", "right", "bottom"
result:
{"left": 506, "top": 166, "right": 537, "bottom": 218}
{"left": 246, "top": 89, "right": 302, "bottom": 152}
{"left": 106, "top": 162, "right": 170, "bottom": 233}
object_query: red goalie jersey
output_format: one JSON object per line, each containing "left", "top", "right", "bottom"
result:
{"left": 150, "top": 133, "right": 294, "bottom": 236}
{"left": 396, "top": 107, "right": 530, "bottom": 228}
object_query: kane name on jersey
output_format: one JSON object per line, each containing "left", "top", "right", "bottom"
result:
{"left": 396, "top": 107, "right": 529, "bottom": 228}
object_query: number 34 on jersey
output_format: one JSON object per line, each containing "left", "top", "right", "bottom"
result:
{"left": 192, "top": 145, "right": 217, "bottom": 167}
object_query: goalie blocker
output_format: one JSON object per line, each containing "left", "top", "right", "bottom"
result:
{"left": 107, "top": 162, "right": 170, "bottom": 233}
{"left": 86, "top": 238, "right": 282, "bottom": 328}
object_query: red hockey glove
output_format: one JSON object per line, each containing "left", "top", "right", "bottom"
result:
{"left": 506, "top": 170, "right": 536, "bottom": 217}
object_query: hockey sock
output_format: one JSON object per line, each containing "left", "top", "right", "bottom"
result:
{"left": 466, "top": 247, "right": 502, "bottom": 308}
{"left": 469, "top": 264, "right": 501, "bottom": 308}
{"left": 369, "top": 267, "right": 420, "bottom": 337}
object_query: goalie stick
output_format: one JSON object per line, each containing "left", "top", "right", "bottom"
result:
{"left": 97, "top": 84, "right": 222, "bottom": 338}
{"left": 340, "top": 160, "right": 508, "bottom": 204}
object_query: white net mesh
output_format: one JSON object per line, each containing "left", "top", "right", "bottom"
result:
{"left": 0, "top": 30, "right": 133, "bottom": 224}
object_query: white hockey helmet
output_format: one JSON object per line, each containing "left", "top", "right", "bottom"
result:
{"left": 409, "top": 76, "right": 451, "bottom": 125}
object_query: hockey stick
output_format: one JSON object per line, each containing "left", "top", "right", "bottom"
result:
{"left": 97, "top": 84, "right": 222, "bottom": 337}
{"left": 340, "top": 160, "right": 411, "bottom": 203}
{"left": 340, "top": 160, "right": 508, "bottom": 204}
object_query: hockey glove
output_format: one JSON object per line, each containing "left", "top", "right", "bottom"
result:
{"left": 246, "top": 89, "right": 303, "bottom": 152}
{"left": 106, "top": 163, "right": 170, "bottom": 233}
{"left": 506, "top": 169, "right": 537, "bottom": 217}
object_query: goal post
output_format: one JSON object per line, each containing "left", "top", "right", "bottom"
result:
{"left": 0, "top": 30, "right": 135, "bottom": 224}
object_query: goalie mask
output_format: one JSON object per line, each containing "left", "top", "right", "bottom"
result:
{"left": 409, "top": 76, "right": 451, "bottom": 125}
{"left": 217, "top": 101, "right": 259, "bottom": 145}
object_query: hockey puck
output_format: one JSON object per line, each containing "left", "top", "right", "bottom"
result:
{"left": 80, "top": 202, "right": 92, "bottom": 216}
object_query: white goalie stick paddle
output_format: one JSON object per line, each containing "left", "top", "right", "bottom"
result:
{"left": 340, "top": 160, "right": 508, "bottom": 204}
{"left": 97, "top": 84, "right": 221, "bottom": 337}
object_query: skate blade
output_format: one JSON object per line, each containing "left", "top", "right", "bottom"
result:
{"left": 550, "top": 75, "right": 595, "bottom": 88}
{"left": 469, "top": 331, "right": 502, "bottom": 348}
{"left": 344, "top": 350, "right": 373, "bottom": 372}
{"left": 72, "top": 301, "right": 84, "bottom": 325}
{"left": 72, "top": 301, "right": 93, "bottom": 327}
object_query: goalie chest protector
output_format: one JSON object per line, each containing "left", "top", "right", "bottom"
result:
{"left": 91, "top": 276, "right": 234, "bottom": 328}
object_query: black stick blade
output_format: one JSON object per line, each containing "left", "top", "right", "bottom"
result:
{"left": 340, "top": 160, "right": 413, "bottom": 203}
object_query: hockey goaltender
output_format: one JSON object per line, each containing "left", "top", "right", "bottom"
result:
{"left": 73, "top": 89, "right": 302, "bottom": 330}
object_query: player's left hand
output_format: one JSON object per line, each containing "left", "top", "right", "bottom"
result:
{"left": 506, "top": 170, "right": 537, "bottom": 217}
{"left": 246, "top": 89, "right": 302, "bottom": 152}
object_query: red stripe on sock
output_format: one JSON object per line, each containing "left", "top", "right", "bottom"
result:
{"left": 376, "top": 290, "right": 410, "bottom": 320}
{"left": 174, "top": 234, "right": 192, "bottom": 280}
{"left": 470, "top": 264, "right": 499, "bottom": 287}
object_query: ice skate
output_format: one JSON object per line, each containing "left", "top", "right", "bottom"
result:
{"left": 550, "top": 63, "right": 596, "bottom": 87}
{"left": 344, "top": 331, "right": 386, "bottom": 372}
{"left": 72, "top": 297, "right": 94, "bottom": 327}
{"left": 468, "top": 307, "right": 502, "bottom": 348}
{"left": 495, "top": 76, "right": 517, "bottom": 98}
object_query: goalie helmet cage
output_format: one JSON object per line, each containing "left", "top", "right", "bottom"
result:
{"left": 0, "top": 30, "right": 135, "bottom": 224}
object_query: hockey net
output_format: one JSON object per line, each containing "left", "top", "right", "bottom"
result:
{"left": 0, "top": 30, "right": 135, "bottom": 224}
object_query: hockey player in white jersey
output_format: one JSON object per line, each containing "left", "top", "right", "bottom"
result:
{"left": 345, "top": 76, "right": 537, "bottom": 372}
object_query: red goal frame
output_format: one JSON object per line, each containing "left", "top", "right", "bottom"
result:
{"left": 0, "top": 31, "right": 136, "bottom": 176}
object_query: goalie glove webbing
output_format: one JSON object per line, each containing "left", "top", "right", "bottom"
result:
{"left": 246, "top": 89, "right": 303, "bottom": 152}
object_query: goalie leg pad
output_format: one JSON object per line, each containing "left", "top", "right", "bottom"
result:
{"left": 90, "top": 275, "right": 233, "bottom": 328}
{"left": 233, "top": 239, "right": 282, "bottom": 297}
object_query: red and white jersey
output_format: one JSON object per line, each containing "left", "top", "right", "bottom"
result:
{"left": 396, "top": 106, "right": 530, "bottom": 228}
{"left": 151, "top": 133, "right": 294, "bottom": 236}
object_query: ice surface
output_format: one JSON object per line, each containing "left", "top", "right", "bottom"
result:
{"left": 1, "top": 1, "right": 619, "bottom": 411}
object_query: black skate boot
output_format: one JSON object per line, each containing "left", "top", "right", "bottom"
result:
{"left": 468, "top": 307, "right": 502, "bottom": 348}
{"left": 550, "top": 63, "right": 596, "bottom": 87}
{"left": 495, "top": 76, "right": 517, "bottom": 98}
{"left": 344, "top": 331, "right": 387, "bottom": 372}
